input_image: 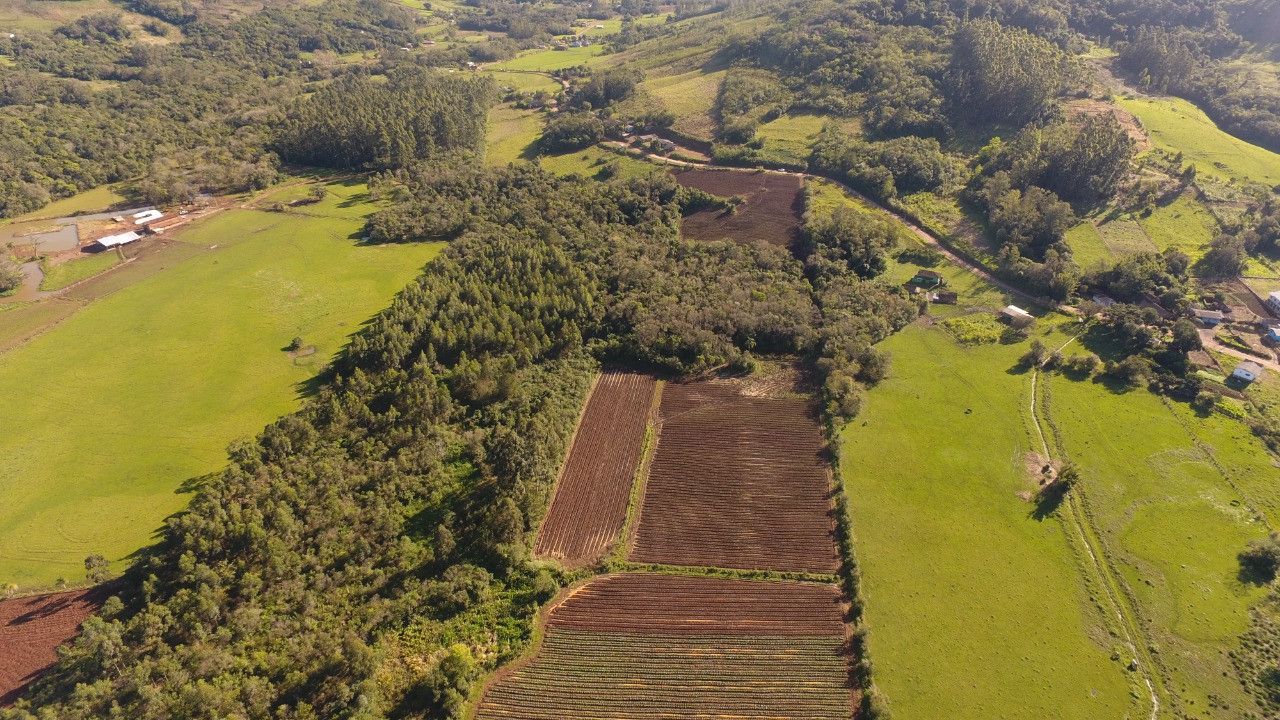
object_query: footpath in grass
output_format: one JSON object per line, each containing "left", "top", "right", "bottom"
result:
{"left": 1045, "top": 371, "right": 1278, "bottom": 717}
{"left": 0, "top": 190, "right": 442, "bottom": 589}
{"left": 840, "top": 322, "right": 1136, "bottom": 719}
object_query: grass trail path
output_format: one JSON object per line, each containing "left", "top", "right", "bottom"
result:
{"left": 1030, "top": 333, "right": 1167, "bottom": 720}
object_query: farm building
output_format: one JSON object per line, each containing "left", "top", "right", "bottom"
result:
{"left": 132, "top": 209, "right": 163, "bottom": 225}
{"left": 145, "top": 215, "right": 190, "bottom": 234}
{"left": 1192, "top": 308, "right": 1225, "bottom": 326}
{"left": 1268, "top": 291, "right": 1280, "bottom": 315}
{"left": 1000, "top": 305, "right": 1034, "bottom": 327}
{"left": 909, "top": 269, "right": 944, "bottom": 288}
{"left": 95, "top": 231, "right": 141, "bottom": 248}
{"left": 1232, "top": 360, "right": 1264, "bottom": 384}
{"left": 1091, "top": 293, "right": 1117, "bottom": 308}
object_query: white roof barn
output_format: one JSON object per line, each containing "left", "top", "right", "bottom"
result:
{"left": 132, "top": 209, "right": 163, "bottom": 225}
{"left": 96, "top": 231, "right": 141, "bottom": 248}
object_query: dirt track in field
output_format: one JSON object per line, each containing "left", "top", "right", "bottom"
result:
{"left": 629, "top": 376, "right": 840, "bottom": 573}
{"left": 535, "top": 372, "right": 657, "bottom": 567}
{"left": 0, "top": 587, "right": 108, "bottom": 706}
{"left": 672, "top": 168, "right": 805, "bottom": 249}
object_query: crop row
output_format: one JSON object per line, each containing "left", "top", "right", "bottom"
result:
{"left": 630, "top": 381, "right": 839, "bottom": 573}
{"left": 534, "top": 372, "right": 656, "bottom": 567}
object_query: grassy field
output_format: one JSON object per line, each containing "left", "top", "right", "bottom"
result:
{"left": 1064, "top": 222, "right": 1112, "bottom": 269}
{"left": 486, "top": 106, "right": 542, "bottom": 165}
{"left": 486, "top": 70, "right": 561, "bottom": 94}
{"left": 3, "top": 185, "right": 129, "bottom": 225}
{"left": 39, "top": 251, "right": 121, "bottom": 291}
{"left": 642, "top": 69, "right": 725, "bottom": 141}
{"left": 755, "top": 113, "right": 858, "bottom": 167}
{"left": 1140, "top": 193, "right": 1220, "bottom": 257}
{"left": 491, "top": 45, "right": 605, "bottom": 72}
{"left": 1045, "top": 368, "right": 1278, "bottom": 717}
{"left": 539, "top": 146, "right": 656, "bottom": 179}
{"left": 841, "top": 319, "right": 1137, "bottom": 719}
{"left": 1116, "top": 95, "right": 1280, "bottom": 187}
{"left": 0, "top": 182, "right": 442, "bottom": 589}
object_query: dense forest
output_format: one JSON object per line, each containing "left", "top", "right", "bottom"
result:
{"left": 1, "top": 162, "right": 915, "bottom": 718}
{"left": 0, "top": 0, "right": 424, "bottom": 215}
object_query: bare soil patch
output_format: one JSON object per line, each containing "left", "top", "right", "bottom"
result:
{"left": 535, "top": 372, "right": 657, "bottom": 567}
{"left": 0, "top": 587, "right": 108, "bottom": 706}
{"left": 629, "top": 374, "right": 840, "bottom": 573}
{"left": 671, "top": 168, "right": 805, "bottom": 249}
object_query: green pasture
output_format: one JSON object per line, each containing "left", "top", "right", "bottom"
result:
{"left": 842, "top": 321, "right": 1136, "bottom": 719}
{"left": 642, "top": 69, "right": 724, "bottom": 141}
{"left": 0, "top": 184, "right": 442, "bottom": 589}
{"left": 486, "top": 70, "right": 561, "bottom": 94}
{"left": 39, "top": 251, "right": 120, "bottom": 291}
{"left": 491, "top": 45, "right": 605, "bottom": 72}
{"left": 538, "top": 146, "right": 655, "bottom": 179}
{"left": 1064, "top": 222, "right": 1112, "bottom": 269}
{"left": 1140, "top": 193, "right": 1220, "bottom": 257}
{"left": 1117, "top": 95, "right": 1280, "bottom": 187}
{"left": 3, "top": 184, "right": 129, "bottom": 225}
{"left": 486, "top": 105, "right": 542, "bottom": 165}
{"left": 1045, "top": 370, "right": 1277, "bottom": 716}
{"left": 755, "top": 113, "right": 859, "bottom": 167}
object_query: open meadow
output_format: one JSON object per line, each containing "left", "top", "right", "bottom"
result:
{"left": 1045, "top": 364, "right": 1279, "bottom": 717}
{"left": 841, "top": 320, "right": 1138, "bottom": 719}
{"left": 0, "top": 181, "right": 442, "bottom": 588}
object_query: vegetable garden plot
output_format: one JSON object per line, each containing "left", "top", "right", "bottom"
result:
{"left": 476, "top": 573, "right": 855, "bottom": 720}
{"left": 535, "top": 372, "right": 657, "bottom": 567}
{"left": 630, "top": 379, "right": 840, "bottom": 573}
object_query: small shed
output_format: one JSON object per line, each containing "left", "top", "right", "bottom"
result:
{"left": 909, "top": 269, "right": 944, "bottom": 289}
{"left": 1232, "top": 360, "right": 1264, "bottom": 384}
{"left": 1000, "top": 305, "right": 1034, "bottom": 327}
{"left": 96, "top": 231, "right": 141, "bottom": 248}
{"left": 1091, "top": 293, "right": 1117, "bottom": 308}
{"left": 1266, "top": 325, "right": 1280, "bottom": 344}
{"left": 1192, "top": 308, "right": 1225, "bottom": 326}
{"left": 1269, "top": 291, "right": 1280, "bottom": 315}
{"left": 933, "top": 290, "right": 959, "bottom": 304}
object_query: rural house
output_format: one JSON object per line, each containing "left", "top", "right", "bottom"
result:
{"left": 909, "top": 269, "right": 944, "bottom": 289}
{"left": 1232, "top": 360, "right": 1264, "bottom": 384}
{"left": 1000, "top": 305, "right": 1034, "bottom": 327}
{"left": 1192, "top": 308, "right": 1225, "bottom": 326}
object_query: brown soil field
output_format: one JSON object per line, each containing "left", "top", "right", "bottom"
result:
{"left": 0, "top": 588, "right": 107, "bottom": 706}
{"left": 672, "top": 168, "right": 805, "bottom": 249}
{"left": 476, "top": 573, "right": 854, "bottom": 720}
{"left": 629, "top": 377, "right": 840, "bottom": 573}
{"left": 535, "top": 372, "right": 657, "bottom": 567}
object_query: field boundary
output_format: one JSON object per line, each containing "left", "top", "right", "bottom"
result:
{"left": 608, "top": 379, "right": 663, "bottom": 565}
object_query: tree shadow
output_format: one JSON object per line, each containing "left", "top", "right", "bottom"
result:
{"left": 1029, "top": 483, "right": 1067, "bottom": 521}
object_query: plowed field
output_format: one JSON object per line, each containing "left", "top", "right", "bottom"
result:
{"left": 672, "top": 169, "right": 804, "bottom": 249}
{"left": 476, "top": 573, "right": 854, "bottom": 720}
{"left": 630, "top": 379, "right": 839, "bottom": 573}
{"left": 535, "top": 373, "right": 657, "bottom": 567}
{"left": 1, "top": 588, "right": 106, "bottom": 706}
